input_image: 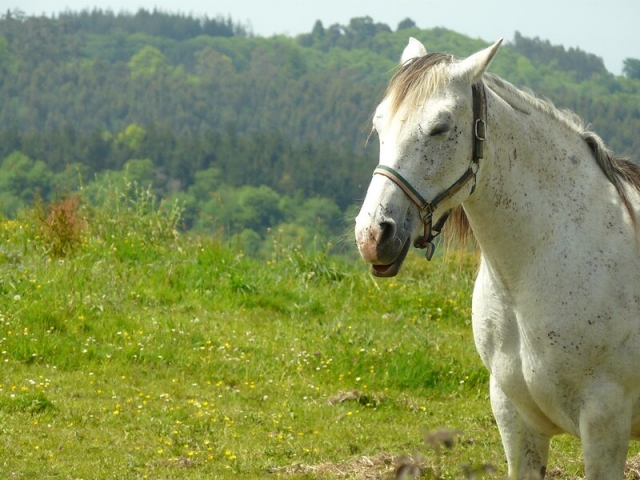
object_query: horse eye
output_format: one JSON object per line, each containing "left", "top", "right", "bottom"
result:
{"left": 430, "top": 123, "right": 451, "bottom": 136}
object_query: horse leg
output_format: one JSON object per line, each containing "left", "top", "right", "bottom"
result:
{"left": 579, "top": 386, "right": 631, "bottom": 480}
{"left": 490, "top": 376, "right": 550, "bottom": 479}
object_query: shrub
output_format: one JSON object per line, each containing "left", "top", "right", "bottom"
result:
{"left": 36, "top": 194, "right": 86, "bottom": 258}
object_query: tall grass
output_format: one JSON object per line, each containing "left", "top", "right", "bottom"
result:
{"left": 0, "top": 181, "right": 601, "bottom": 479}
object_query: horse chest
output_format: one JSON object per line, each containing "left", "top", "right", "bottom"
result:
{"left": 474, "top": 313, "right": 585, "bottom": 435}
{"left": 472, "top": 266, "right": 597, "bottom": 434}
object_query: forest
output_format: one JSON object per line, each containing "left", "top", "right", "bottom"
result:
{"left": 1, "top": 9, "right": 640, "bottom": 255}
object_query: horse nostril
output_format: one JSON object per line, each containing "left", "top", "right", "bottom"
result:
{"left": 376, "top": 221, "right": 396, "bottom": 248}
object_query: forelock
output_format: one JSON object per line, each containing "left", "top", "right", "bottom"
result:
{"left": 383, "top": 52, "right": 454, "bottom": 119}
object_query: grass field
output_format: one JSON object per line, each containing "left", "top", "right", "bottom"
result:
{"left": 0, "top": 184, "right": 637, "bottom": 479}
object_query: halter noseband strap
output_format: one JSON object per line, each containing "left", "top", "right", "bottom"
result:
{"left": 372, "top": 82, "right": 487, "bottom": 261}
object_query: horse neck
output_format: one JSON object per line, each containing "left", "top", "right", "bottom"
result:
{"left": 462, "top": 88, "right": 600, "bottom": 282}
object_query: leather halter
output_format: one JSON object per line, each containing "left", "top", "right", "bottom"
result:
{"left": 372, "top": 82, "right": 487, "bottom": 261}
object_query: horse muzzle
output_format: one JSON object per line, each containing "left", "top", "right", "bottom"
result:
{"left": 355, "top": 220, "right": 412, "bottom": 277}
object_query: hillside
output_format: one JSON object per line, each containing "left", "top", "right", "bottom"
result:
{"left": 1, "top": 10, "right": 640, "bottom": 250}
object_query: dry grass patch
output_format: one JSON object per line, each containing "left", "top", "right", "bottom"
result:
{"left": 273, "top": 451, "right": 640, "bottom": 479}
{"left": 270, "top": 453, "right": 396, "bottom": 479}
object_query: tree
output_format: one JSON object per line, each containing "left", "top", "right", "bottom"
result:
{"left": 311, "top": 20, "right": 325, "bottom": 37}
{"left": 128, "top": 46, "right": 169, "bottom": 78}
{"left": 397, "top": 18, "right": 416, "bottom": 31}
{"left": 511, "top": 31, "right": 606, "bottom": 81}
{"left": 123, "top": 158, "right": 155, "bottom": 186}
{"left": 188, "top": 168, "right": 222, "bottom": 201}
{"left": 236, "top": 185, "right": 283, "bottom": 232}
{"left": 0, "top": 34, "right": 11, "bottom": 75}
{"left": 346, "top": 16, "right": 391, "bottom": 46}
{"left": 0, "top": 151, "right": 53, "bottom": 216}
{"left": 623, "top": 58, "right": 640, "bottom": 80}
{"left": 116, "top": 124, "right": 147, "bottom": 151}
{"left": 294, "top": 197, "right": 342, "bottom": 235}
{"left": 194, "top": 47, "right": 235, "bottom": 79}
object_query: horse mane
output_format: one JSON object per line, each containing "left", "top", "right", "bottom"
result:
{"left": 582, "top": 136, "right": 640, "bottom": 229}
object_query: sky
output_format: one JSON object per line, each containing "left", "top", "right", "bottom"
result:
{"left": 13, "top": 0, "right": 640, "bottom": 75}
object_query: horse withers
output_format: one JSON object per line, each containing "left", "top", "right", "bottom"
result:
{"left": 355, "top": 37, "right": 640, "bottom": 479}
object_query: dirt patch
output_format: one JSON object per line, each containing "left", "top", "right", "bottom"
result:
{"left": 272, "top": 454, "right": 640, "bottom": 479}
{"left": 269, "top": 453, "right": 396, "bottom": 479}
{"left": 626, "top": 455, "right": 640, "bottom": 479}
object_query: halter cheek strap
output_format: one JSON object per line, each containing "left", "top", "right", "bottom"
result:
{"left": 372, "top": 82, "right": 487, "bottom": 261}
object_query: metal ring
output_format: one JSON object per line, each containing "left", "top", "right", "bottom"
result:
{"left": 475, "top": 118, "right": 486, "bottom": 142}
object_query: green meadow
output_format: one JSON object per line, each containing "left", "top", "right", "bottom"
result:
{"left": 0, "top": 183, "right": 628, "bottom": 479}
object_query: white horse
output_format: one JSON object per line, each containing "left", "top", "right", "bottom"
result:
{"left": 355, "top": 37, "right": 640, "bottom": 479}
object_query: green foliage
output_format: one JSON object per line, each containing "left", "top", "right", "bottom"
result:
{"left": 0, "top": 151, "right": 53, "bottom": 217}
{"left": 0, "top": 13, "right": 638, "bottom": 260}
{"left": 115, "top": 123, "right": 147, "bottom": 151}
{"left": 511, "top": 31, "right": 607, "bottom": 81}
{"left": 1, "top": 12, "right": 638, "bottom": 260}
{"left": 624, "top": 58, "right": 640, "bottom": 80}
{"left": 86, "top": 178, "right": 183, "bottom": 250}
{"left": 3, "top": 12, "right": 638, "bottom": 160}
{"left": 128, "top": 45, "right": 170, "bottom": 78}
{"left": 1, "top": 14, "right": 639, "bottom": 230}
{"left": 397, "top": 18, "right": 417, "bottom": 31}
{"left": 122, "top": 158, "right": 156, "bottom": 186}
{"left": 294, "top": 197, "right": 342, "bottom": 232}
{"left": 54, "top": 8, "right": 245, "bottom": 40}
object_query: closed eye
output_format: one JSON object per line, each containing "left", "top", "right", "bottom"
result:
{"left": 429, "top": 123, "right": 451, "bottom": 136}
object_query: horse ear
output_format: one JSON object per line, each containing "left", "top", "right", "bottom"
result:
{"left": 452, "top": 38, "right": 503, "bottom": 83}
{"left": 400, "top": 37, "right": 427, "bottom": 64}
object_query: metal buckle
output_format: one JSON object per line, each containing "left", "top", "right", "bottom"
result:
{"left": 418, "top": 203, "right": 435, "bottom": 224}
{"left": 474, "top": 118, "right": 486, "bottom": 142}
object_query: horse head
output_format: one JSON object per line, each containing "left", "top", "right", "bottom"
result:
{"left": 355, "top": 38, "right": 502, "bottom": 276}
